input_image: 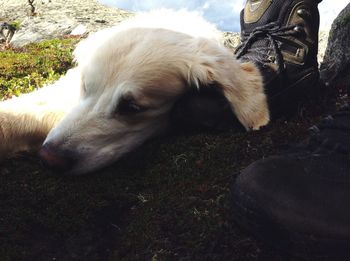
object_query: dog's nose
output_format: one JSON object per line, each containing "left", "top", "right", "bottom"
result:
{"left": 39, "top": 143, "right": 77, "bottom": 172}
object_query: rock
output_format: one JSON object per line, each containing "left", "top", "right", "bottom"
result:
{"left": 317, "top": 30, "right": 329, "bottom": 64}
{"left": 222, "top": 32, "right": 241, "bottom": 50}
{"left": 320, "top": 3, "right": 350, "bottom": 88}
{"left": 71, "top": 24, "right": 87, "bottom": 36}
{"left": 0, "top": 0, "right": 132, "bottom": 47}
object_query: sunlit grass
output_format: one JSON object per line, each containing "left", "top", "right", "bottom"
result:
{"left": 0, "top": 38, "right": 78, "bottom": 100}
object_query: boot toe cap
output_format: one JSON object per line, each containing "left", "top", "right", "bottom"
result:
{"left": 231, "top": 154, "right": 350, "bottom": 259}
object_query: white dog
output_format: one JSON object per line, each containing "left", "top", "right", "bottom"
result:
{"left": 0, "top": 10, "right": 269, "bottom": 175}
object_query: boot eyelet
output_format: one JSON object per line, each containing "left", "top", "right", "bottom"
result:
{"left": 309, "top": 125, "right": 320, "bottom": 135}
{"left": 267, "top": 55, "right": 275, "bottom": 63}
{"left": 297, "top": 9, "right": 311, "bottom": 19}
{"left": 294, "top": 26, "right": 304, "bottom": 34}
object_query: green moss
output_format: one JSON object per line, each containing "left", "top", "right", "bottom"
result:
{"left": 9, "top": 20, "right": 21, "bottom": 30}
{"left": 0, "top": 38, "right": 78, "bottom": 100}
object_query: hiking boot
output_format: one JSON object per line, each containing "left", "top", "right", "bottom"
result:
{"left": 235, "top": 0, "right": 322, "bottom": 118}
{"left": 231, "top": 104, "right": 350, "bottom": 260}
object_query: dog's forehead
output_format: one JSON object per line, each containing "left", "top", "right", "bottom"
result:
{"left": 77, "top": 27, "right": 200, "bottom": 107}
{"left": 80, "top": 28, "right": 194, "bottom": 75}
{"left": 81, "top": 63, "right": 187, "bottom": 105}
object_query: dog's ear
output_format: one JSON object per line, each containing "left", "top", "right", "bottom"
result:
{"left": 186, "top": 39, "right": 270, "bottom": 130}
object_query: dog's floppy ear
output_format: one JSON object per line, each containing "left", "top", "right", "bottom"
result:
{"left": 186, "top": 39, "right": 270, "bottom": 130}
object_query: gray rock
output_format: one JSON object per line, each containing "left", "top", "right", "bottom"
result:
{"left": 320, "top": 3, "right": 350, "bottom": 88}
{"left": 317, "top": 30, "right": 330, "bottom": 64}
{"left": 0, "top": 0, "right": 132, "bottom": 47}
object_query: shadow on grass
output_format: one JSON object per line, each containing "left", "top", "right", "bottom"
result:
{"left": 0, "top": 116, "right": 318, "bottom": 261}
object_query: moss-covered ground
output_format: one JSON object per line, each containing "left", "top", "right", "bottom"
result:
{"left": 0, "top": 39, "right": 339, "bottom": 261}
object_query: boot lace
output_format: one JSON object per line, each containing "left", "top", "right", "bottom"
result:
{"left": 234, "top": 22, "right": 299, "bottom": 74}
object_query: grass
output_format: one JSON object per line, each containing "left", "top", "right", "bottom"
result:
{"left": 0, "top": 38, "right": 78, "bottom": 100}
{"left": 0, "top": 38, "right": 336, "bottom": 261}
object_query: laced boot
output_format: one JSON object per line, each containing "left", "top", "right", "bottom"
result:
{"left": 231, "top": 104, "right": 350, "bottom": 260}
{"left": 235, "top": 0, "right": 322, "bottom": 118}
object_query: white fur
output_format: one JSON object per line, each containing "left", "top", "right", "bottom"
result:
{"left": 0, "top": 10, "right": 269, "bottom": 175}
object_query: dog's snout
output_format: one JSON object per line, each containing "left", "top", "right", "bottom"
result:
{"left": 39, "top": 143, "right": 77, "bottom": 172}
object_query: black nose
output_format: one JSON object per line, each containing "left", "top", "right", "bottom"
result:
{"left": 39, "top": 143, "right": 77, "bottom": 172}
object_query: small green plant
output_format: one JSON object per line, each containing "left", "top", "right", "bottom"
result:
{"left": 0, "top": 38, "right": 79, "bottom": 100}
{"left": 9, "top": 20, "right": 21, "bottom": 30}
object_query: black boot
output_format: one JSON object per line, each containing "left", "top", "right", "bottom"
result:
{"left": 236, "top": 0, "right": 321, "bottom": 118}
{"left": 231, "top": 104, "right": 350, "bottom": 259}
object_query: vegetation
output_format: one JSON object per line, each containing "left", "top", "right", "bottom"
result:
{"left": 0, "top": 38, "right": 78, "bottom": 100}
{"left": 0, "top": 39, "right": 335, "bottom": 261}
{"left": 9, "top": 20, "right": 21, "bottom": 30}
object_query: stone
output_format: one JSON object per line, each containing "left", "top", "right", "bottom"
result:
{"left": 0, "top": 0, "right": 132, "bottom": 47}
{"left": 70, "top": 24, "right": 87, "bottom": 36}
{"left": 320, "top": 3, "right": 350, "bottom": 88}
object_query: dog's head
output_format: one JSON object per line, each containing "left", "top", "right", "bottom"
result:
{"left": 40, "top": 12, "right": 269, "bottom": 175}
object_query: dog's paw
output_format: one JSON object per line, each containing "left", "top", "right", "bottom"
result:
{"left": 235, "top": 62, "right": 270, "bottom": 130}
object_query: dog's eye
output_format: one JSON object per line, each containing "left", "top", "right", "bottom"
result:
{"left": 116, "top": 97, "right": 147, "bottom": 115}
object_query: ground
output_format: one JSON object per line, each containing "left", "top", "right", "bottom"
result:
{"left": 0, "top": 39, "right": 341, "bottom": 261}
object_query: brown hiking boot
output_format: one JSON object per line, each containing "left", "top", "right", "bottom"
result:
{"left": 235, "top": 0, "right": 322, "bottom": 118}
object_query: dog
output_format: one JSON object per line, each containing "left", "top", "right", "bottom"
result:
{"left": 0, "top": 10, "right": 269, "bottom": 175}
